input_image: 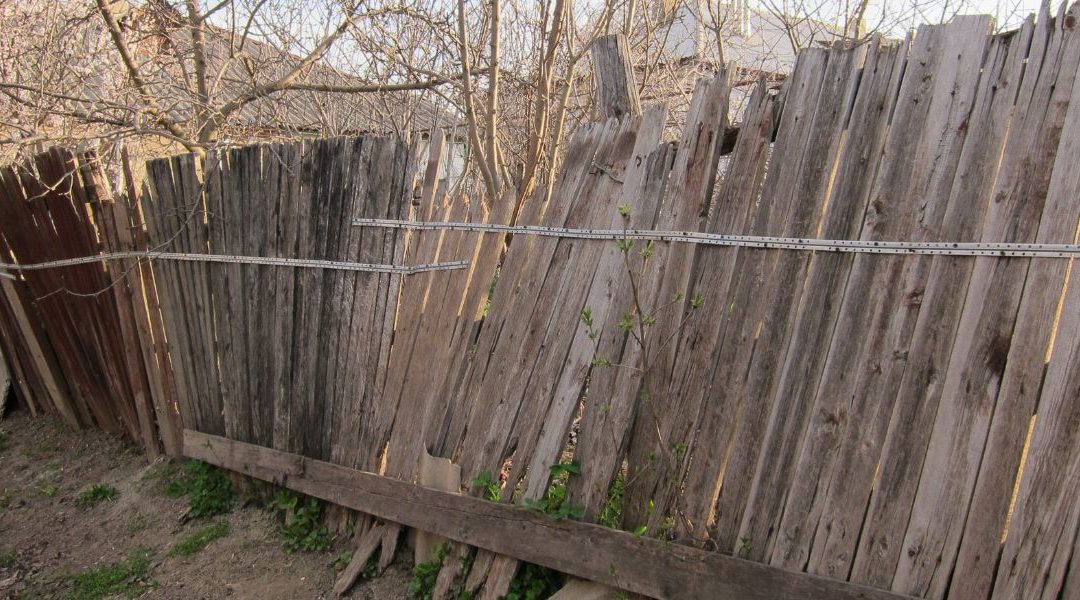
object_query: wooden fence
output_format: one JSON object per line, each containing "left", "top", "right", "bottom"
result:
{"left": 3, "top": 5, "right": 1080, "bottom": 599}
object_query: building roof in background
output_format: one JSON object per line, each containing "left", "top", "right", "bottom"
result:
{"left": 171, "top": 25, "right": 456, "bottom": 137}
{"left": 659, "top": 1, "right": 847, "bottom": 75}
{"left": 68, "top": 1, "right": 457, "bottom": 141}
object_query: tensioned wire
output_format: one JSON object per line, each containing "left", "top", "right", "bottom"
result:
{"left": 352, "top": 218, "right": 1080, "bottom": 258}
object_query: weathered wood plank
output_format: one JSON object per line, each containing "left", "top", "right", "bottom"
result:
{"left": 765, "top": 38, "right": 904, "bottom": 572}
{"left": 693, "top": 49, "right": 831, "bottom": 549}
{"left": 949, "top": 8, "right": 1080, "bottom": 599}
{"left": 890, "top": 15, "right": 1053, "bottom": 598}
{"left": 655, "top": 80, "right": 776, "bottom": 540}
{"left": 591, "top": 34, "right": 642, "bottom": 120}
{"left": 848, "top": 16, "right": 998, "bottom": 588}
{"left": 184, "top": 429, "right": 914, "bottom": 600}
{"left": 733, "top": 43, "right": 865, "bottom": 561}
{"left": 614, "top": 72, "right": 732, "bottom": 533}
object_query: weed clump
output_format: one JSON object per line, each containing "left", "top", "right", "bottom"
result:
{"left": 273, "top": 491, "right": 332, "bottom": 552}
{"left": 76, "top": 484, "right": 118, "bottom": 508}
{"left": 166, "top": 460, "right": 235, "bottom": 518}
{"left": 524, "top": 460, "right": 584, "bottom": 520}
{"left": 504, "top": 563, "right": 563, "bottom": 600}
{"left": 409, "top": 544, "right": 457, "bottom": 600}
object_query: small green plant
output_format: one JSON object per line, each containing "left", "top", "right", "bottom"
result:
{"left": 0, "top": 431, "right": 8, "bottom": 452}
{"left": 408, "top": 544, "right": 475, "bottom": 600}
{"left": 68, "top": 547, "right": 155, "bottom": 600}
{"left": 524, "top": 461, "right": 585, "bottom": 521}
{"left": 167, "top": 460, "right": 235, "bottom": 518}
{"left": 504, "top": 563, "right": 563, "bottom": 600}
{"left": 408, "top": 543, "right": 447, "bottom": 600}
{"left": 0, "top": 548, "right": 16, "bottom": 568}
{"left": 273, "top": 492, "right": 332, "bottom": 552}
{"left": 168, "top": 521, "right": 230, "bottom": 557}
{"left": 331, "top": 550, "right": 379, "bottom": 582}
{"left": 329, "top": 550, "right": 353, "bottom": 571}
{"left": 0, "top": 488, "right": 14, "bottom": 510}
{"left": 76, "top": 484, "right": 118, "bottom": 508}
{"left": 37, "top": 483, "right": 59, "bottom": 498}
{"left": 471, "top": 471, "right": 501, "bottom": 502}
{"left": 597, "top": 475, "right": 647, "bottom": 535}
{"left": 598, "top": 474, "right": 625, "bottom": 529}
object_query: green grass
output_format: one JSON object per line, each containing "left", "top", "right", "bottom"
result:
{"left": 168, "top": 521, "right": 230, "bottom": 557}
{"left": 0, "top": 548, "right": 16, "bottom": 568}
{"left": 37, "top": 483, "right": 59, "bottom": 498}
{"left": 76, "top": 484, "right": 118, "bottom": 508}
{"left": 68, "top": 548, "right": 155, "bottom": 600}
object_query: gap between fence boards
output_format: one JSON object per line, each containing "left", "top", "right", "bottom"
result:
{"left": 182, "top": 429, "right": 914, "bottom": 600}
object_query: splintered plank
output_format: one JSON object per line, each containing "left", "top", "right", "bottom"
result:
{"left": 143, "top": 158, "right": 200, "bottom": 432}
{"left": 508, "top": 105, "right": 667, "bottom": 504}
{"left": 567, "top": 104, "right": 673, "bottom": 518}
{"left": 86, "top": 163, "right": 159, "bottom": 455}
{"left": 419, "top": 186, "right": 514, "bottom": 462}
{"left": 432, "top": 123, "right": 627, "bottom": 598}
{"left": 456, "top": 116, "right": 636, "bottom": 479}
{"left": 381, "top": 130, "right": 449, "bottom": 480}
{"left": 122, "top": 152, "right": 184, "bottom": 456}
{"left": 434, "top": 122, "right": 609, "bottom": 466}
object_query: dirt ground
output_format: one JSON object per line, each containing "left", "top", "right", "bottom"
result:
{"left": 0, "top": 407, "right": 411, "bottom": 599}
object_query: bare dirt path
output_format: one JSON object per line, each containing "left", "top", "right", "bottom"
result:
{"left": 0, "top": 408, "right": 410, "bottom": 599}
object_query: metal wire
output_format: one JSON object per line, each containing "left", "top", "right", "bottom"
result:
{"left": 0, "top": 252, "right": 469, "bottom": 275}
{"left": 352, "top": 218, "right": 1080, "bottom": 258}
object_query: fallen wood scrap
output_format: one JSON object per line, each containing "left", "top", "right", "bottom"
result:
{"left": 184, "top": 429, "right": 914, "bottom": 600}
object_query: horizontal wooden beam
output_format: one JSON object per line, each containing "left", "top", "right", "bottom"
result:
{"left": 184, "top": 430, "right": 913, "bottom": 600}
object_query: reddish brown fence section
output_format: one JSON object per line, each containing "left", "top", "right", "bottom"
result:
{"left": 0, "top": 148, "right": 179, "bottom": 455}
